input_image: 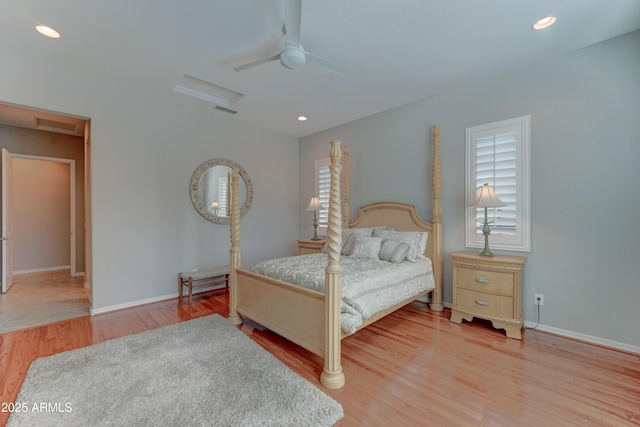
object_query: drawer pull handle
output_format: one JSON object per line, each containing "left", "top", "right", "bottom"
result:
{"left": 475, "top": 278, "right": 490, "bottom": 284}
{"left": 475, "top": 300, "right": 490, "bottom": 306}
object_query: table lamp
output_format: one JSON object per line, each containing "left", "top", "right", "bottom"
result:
{"left": 306, "top": 195, "right": 324, "bottom": 240}
{"left": 470, "top": 183, "right": 506, "bottom": 257}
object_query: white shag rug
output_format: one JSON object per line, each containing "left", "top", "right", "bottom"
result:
{"left": 8, "top": 314, "right": 343, "bottom": 427}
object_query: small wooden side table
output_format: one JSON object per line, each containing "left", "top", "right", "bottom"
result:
{"left": 450, "top": 251, "right": 526, "bottom": 339}
{"left": 297, "top": 239, "right": 325, "bottom": 255}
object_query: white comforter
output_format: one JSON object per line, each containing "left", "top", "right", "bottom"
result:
{"left": 250, "top": 253, "right": 435, "bottom": 334}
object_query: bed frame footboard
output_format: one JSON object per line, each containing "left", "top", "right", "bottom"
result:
{"left": 236, "top": 268, "right": 325, "bottom": 356}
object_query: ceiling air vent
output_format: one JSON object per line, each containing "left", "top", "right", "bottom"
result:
{"left": 173, "top": 75, "right": 244, "bottom": 113}
{"left": 215, "top": 105, "right": 238, "bottom": 115}
{"left": 35, "top": 117, "right": 77, "bottom": 134}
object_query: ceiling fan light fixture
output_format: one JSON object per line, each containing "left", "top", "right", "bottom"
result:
{"left": 232, "top": 0, "right": 347, "bottom": 76}
{"left": 532, "top": 16, "right": 557, "bottom": 30}
{"left": 280, "top": 42, "right": 306, "bottom": 69}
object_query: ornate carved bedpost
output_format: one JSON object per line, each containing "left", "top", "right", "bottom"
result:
{"left": 228, "top": 167, "right": 242, "bottom": 325}
{"left": 430, "top": 125, "right": 444, "bottom": 312}
{"left": 342, "top": 145, "right": 350, "bottom": 229}
{"left": 321, "top": 140, "right": 345, "bottom": 389}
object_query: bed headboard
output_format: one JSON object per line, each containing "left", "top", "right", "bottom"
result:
{"left": 349, "top": 201, "right": 436, "bottom": 261}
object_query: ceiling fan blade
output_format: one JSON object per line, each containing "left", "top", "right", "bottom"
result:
{"left": 305, "top": 52, "right": 349, "bottom": 76}
{"left": 285, "top": 0, "right": 302, "bottom": 45}
{"left": 233, "top": 54, "right": 281, "bottom": 72}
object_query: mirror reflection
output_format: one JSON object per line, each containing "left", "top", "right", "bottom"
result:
{"left": 190, "top": 158, "right": 253, "bottom": 224}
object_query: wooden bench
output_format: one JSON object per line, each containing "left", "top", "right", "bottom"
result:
{"left": 178, "top": 266, "right": 230, "bottom": 304}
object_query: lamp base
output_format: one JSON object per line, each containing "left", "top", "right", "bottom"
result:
{"left": 311, "top": 217, "right": 321, "bottom": 240}
{"left": 479, "top": 216, "right": 494, "bottom": 256}
{"left": 479, "top": 247, "right": 494, "bottom": 257}
{"left": 479, "top": 231, "right": 494, "bottom": 256}
{"left": 310, "top": 227, "right": 321, "bottom": 240}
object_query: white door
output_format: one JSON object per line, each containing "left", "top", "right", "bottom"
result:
{"left": 2, "top": 148, "right": 14, "bottom": 293}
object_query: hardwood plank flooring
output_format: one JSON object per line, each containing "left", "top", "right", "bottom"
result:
{"left": 1, "top": 289, "right": 638, "bottom": 426}
{"left": 0, "top": 270, "right": 89, "bottom": 334}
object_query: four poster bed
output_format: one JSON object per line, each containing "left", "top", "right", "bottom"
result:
{"left": 227, "top": 125, "right": 443, "bottom": 389}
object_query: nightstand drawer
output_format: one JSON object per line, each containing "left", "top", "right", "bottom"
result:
{"left": 457, "top": 267, "right": 513, "bottom": 295}
{"left": 456, "top": 289, "right": 514, "bottom": 319}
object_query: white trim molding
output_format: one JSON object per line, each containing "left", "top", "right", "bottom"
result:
{"left": 525, "top": 321, "right": 640, "bottom": 355}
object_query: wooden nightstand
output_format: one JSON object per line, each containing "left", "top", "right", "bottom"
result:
{"left": 450, "top": 251, "right": 526, "bottom": 339}
{"left": 297, "top": 239, "right": 325, "bottom": 255}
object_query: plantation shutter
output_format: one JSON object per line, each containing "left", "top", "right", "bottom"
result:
{"left": 218, "top": 176, "right": 228, "bottom": 216}
{"left": 317, "top": 163, "right": 330, "bottom": 228}
{"left": 475, "top": 133, "right": 517, "bottom": 236}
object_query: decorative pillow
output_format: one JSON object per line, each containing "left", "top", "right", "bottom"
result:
{"left": 372, "top": 226, "right": 395, "bottom": 234}
{"left": 418, "top": 231, "right": 429, "bottom": 257}
{"left": 321, "top": 227, "right": 374, "bottom": 254}
{"left": 378, "top": 239, "right": 411, "bottom": 263}
{"left": 343, "top": 227, "right": 374, "bottom": 240}
{"left": 372, "top": 229, "right": 422, "bottom": 262}
{"left": 344, "top": 235, "right": 383, "bottom": 259}
{"left": 340, "top": 233, "right": 357, "bottom": 255}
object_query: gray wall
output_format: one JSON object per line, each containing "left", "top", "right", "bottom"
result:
{"left": 0, "top": 56, "right": 299, "bottom": 312}
{"left": 300, "top": 31, "right": 640, "bottom": 349}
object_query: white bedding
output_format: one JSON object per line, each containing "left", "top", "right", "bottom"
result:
{"left": 250, "top": 253, "right": 436, "bottom": 334}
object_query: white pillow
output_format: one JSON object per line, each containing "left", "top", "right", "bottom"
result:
{"left": 372, "top": 229, "right": 422, "bottom": 262}
{"left": 321, "top": 227, "right": 374, "bottom": 254}
{"left": 341, "top": 233, "right": 357, "bottom": 255}
{"left": 418, "top": 231, "right": 428, "bottom": 257}
{"left": 345, "top": 235, "right": 383, "bottom": 259}
{"left": 378, "top": 239, "right": 411, "bottom": 263}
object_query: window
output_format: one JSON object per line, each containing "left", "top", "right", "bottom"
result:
{"left": 465, "top": 115, "right": 531, "bottom": 252}
{"left": 315, "top": 158, "right": 331, "bottom": 234}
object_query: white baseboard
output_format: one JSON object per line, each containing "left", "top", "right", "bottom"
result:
{"left": 14, "top": 265, "right": 71, "bottom": 275}
{"left": 524, "top": 321, "right": 640, "bottom": 355}
{"left": 444, "top": 301, "right": 637, "bottom": 354}
{"left": 89, "top": 284, "right": 227, "bottom": 316}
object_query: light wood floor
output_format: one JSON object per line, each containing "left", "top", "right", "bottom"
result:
{"left": 0, "top": 270, "right": 89, "bottom": 334}
{"left": 1, "top": 289, "right": 638, "bottom": 426}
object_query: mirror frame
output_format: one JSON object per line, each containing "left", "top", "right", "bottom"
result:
{"left": 189, "top": 158, "right": 254, "bottom": 224}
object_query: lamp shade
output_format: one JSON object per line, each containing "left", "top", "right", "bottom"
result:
{"left": 470, "top": 184, "right": 507, "bottom": 208}
{"left": 210, "top": 201, "right": 220, "bottom": 209}
{"left": 306, "top": 195, "right": 324, "bottom": 211}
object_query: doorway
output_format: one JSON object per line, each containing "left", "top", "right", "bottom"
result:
{"left": 0, "top": 102, "right": 91, "bottom": 333}
{"left": 13, "top": 156, "right": 76, "bottom": 274}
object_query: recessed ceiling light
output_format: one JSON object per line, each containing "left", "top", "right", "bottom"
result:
{"left": 35, "top": 24, "right": 61, "bottom": 39}
{"left": 297, "top": 116, "right": 308, "bottom": 122}
{"left": 532, "top": 16, "right": 557, "bottom": 30}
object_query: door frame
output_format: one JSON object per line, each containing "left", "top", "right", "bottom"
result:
{"left": 12, "top": 154, "right": 78, "bottom": 276}
{"left": 2, "top": 148, "right": 14, "bottom": 293}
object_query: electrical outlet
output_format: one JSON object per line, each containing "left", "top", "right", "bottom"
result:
{"left": 534, "top": 293, "right": 544, "bottom": 306}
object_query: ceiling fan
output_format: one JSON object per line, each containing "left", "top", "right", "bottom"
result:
{"left": 233, "top": 0, "right": 348, "bottom": 76}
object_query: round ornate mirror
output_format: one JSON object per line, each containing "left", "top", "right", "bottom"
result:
{"left": 189, "top": 158, "right": 254, "bottom": 224}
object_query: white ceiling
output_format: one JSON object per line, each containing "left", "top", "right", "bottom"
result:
{"left": 1, "top": 0, "right": 639, "bottom": 138}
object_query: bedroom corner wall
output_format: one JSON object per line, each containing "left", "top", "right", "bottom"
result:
{"left": 299, "top": 30, "right": 640, "bottom": 349}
